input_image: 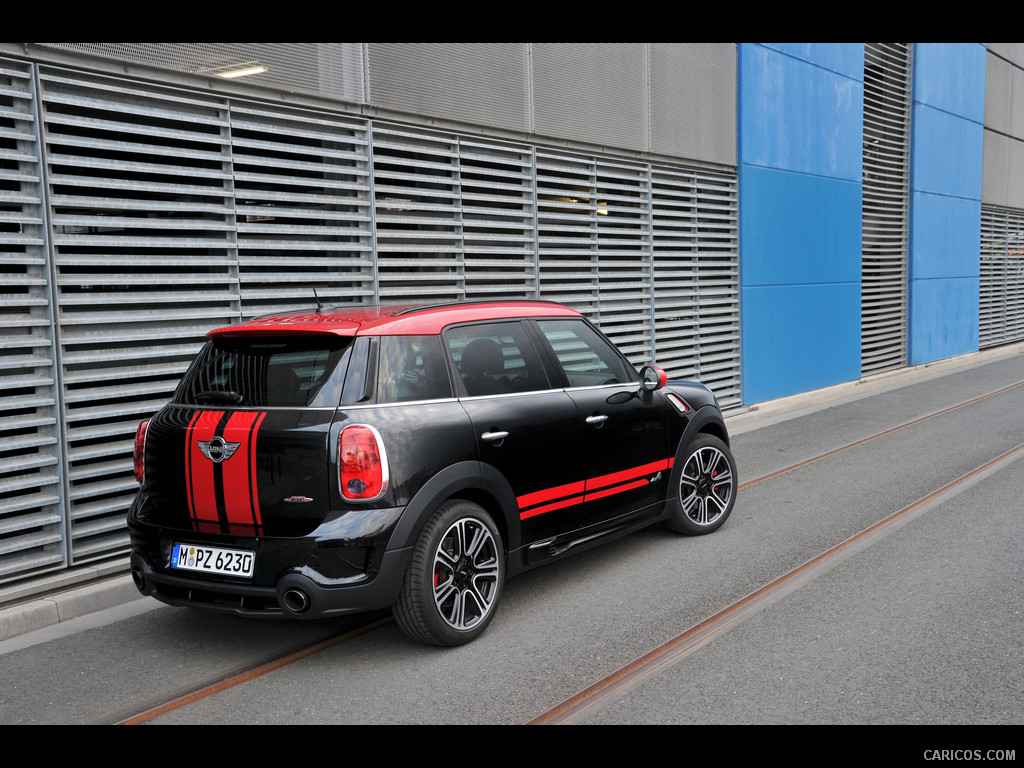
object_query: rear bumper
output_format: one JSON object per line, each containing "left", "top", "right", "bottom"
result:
{"left": 127, "top": 495, "right": 412, "bottom": 619}
{"left": 128, "top": 547, "right": 411, "bottom": 619}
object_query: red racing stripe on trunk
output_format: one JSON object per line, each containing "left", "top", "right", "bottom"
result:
{"left": 247, "top": 411, "right": 266, "bottom": 530}
{"left": 185, "top": 410, "right": 223, "bottom": 529}
{"left": 220, "top": 411, "right": 262, "bottom": 530}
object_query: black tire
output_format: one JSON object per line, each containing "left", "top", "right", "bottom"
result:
{"left": 663, "top": 434, "right": 737, "bottom": 535}
{"left": 393, "top": 500, "right": 504, "bottom": 646}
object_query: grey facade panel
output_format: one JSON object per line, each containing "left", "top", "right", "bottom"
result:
{"left": 367, "top": 44, "right": 530, "bottom": 134}
{"left": 31, "top": 43, "right": 738, "bottom": 172}
{"left": 983, "top": 46, "right": 1024, "bottom": 209}
{"left": 531, "top": 43, "right": 649, "bottom": 154}
{"left": 987, "top": 42, "right": 1024, "bottom": 69}
{"left": 1010, "top": 137, "right": 1024, "bottom": 208}
{"left": 649, "top": 43, "right": 737, "bottom": 167}
{"left": 983, "top": 130, "right": 1010, "bottom": 205}
{"left": 984, "top": 51, "right": 1010, "bottom": 135}
{"left": 37, "top": 43, "right": 366, "bottom": 104}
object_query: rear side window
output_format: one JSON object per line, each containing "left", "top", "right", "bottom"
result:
{"left": 376, "top": 336, "right": 453, "bottom": 403}
{"left": 178, "top": 336, "right": 352, "bottom": 408}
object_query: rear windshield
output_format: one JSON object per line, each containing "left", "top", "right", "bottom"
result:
{"left": 177, "top": 336, "right": 352, "bottom": 408}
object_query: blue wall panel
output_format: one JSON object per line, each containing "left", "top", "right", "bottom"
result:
{"left": 738, "top": 43, "right": 864, "bottom": 404}
{"left": 741, "top": 283, "right": 862, "bottom": 404}
{"left": 741, "top": 165, "right": 861, "bottom": 286}
{"left": 908, "top": 277, "right": 980, "bottom": 364}
{"left": 907, "top": 43, "right": 985, "bottom": 365}
{"left": 910, "top": 191, "right": 982, "bottom": 280}
{"left": 912, "top": 43, "right": 987, "bottom": 122}
{"left": 759, "top": 44, "right": 863, "bottom": 80}
{"left": 739, "top": 44, "right": 863, "bottom": 181}
{"left": 911, "top": 103, "right": 985, "bottom": 199}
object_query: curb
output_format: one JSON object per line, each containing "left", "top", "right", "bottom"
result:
{"left": 0, "top": 560, "right": 135, "bottom": 643}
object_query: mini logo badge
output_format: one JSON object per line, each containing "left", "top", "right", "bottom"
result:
{"left": 197, "top": 436, "right": 241, "bottom": 463}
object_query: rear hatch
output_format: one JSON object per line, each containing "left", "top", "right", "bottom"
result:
{"left": 139, "top": 334, "right": 353, "bottom": 537}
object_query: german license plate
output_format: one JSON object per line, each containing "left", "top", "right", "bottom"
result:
{"left": 171, "top": 543, "right": 254, "bottom": 578}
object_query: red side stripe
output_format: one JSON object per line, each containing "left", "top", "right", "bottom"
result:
{"left": 516, "top": 457, "right": 672, "bottom": 520}
{"left": 517, "top": 480, "right": 586, "bottom": 510}
{"left": 585, "top": 459, "right": 670, "bottom": 492}
{"left": 519, "top": 495, "right": 585, "bottom": 520}
{"left": 584, "top": 479, "right": 649, "bottom": 502}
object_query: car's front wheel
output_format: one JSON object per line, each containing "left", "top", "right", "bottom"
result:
{"left": 393, "top": 500, "right": 504, "bottom": 646}
{"left": 664, "top": 434, "right": 737, "bottom": 535}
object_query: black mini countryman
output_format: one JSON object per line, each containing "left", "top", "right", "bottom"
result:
{"left": 128, "top": 301, "right": 737, "bottom": 645}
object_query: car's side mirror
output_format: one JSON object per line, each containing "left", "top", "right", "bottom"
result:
{"left": 639, "top": 365, "right": 667, "bottom": 392}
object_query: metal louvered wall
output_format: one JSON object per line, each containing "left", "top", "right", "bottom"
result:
{"left": 980, "top": 205, "right": 1024, "bottom": 347}
{"left": 0, "top": 58, "right": 739, "bottom": 584}
{"left": 0, "top": 60, "right": 65, "bottom": 579}
{"left": 862, "top": 43, "right": 913, "bottom": 375}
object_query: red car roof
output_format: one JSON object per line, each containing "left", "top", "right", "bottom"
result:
{"left": 207, "top": 301, "right": 582, "bottom": 338}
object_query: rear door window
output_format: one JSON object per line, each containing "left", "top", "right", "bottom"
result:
{"left": 444, "top": 322, "right": 550, "bottom": 397}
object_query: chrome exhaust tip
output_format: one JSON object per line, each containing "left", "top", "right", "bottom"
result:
{"left": 282, "top": 588, "right": 311, "bottom": 614}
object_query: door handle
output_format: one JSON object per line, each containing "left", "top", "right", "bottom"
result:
{"left": 585, "top": 415, "right": 608, "bottom": 426}
{"left": 481, "top": 431, "right": 509, "bottom": 442}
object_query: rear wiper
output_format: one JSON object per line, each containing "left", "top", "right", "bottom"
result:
{"left": 194, "top": 390, "right": 244, "bottom": 404}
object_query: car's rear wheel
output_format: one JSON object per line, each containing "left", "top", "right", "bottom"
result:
{"left": 664, "top": 434, "right": 737, "bottom": 535}
{"left": 393, "top": 500, "right": 504, "bottom": 646}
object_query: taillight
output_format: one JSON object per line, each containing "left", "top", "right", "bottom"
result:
{"left": 133, "top": 420, "right": 149, "bottom": 484}
{"left": 339, "top": 424, "right": 389, "bottom": 501}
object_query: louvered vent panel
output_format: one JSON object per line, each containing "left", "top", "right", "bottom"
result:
{"left": 651, "top": 167, "right": 740, "bottom": 406}
{"left": 39, "top": 69, "right": 239, "bottom": 564}
{"left": 372, "top": 124, "right": 464, "bottom": 303}
{"left": 862, "top": 43, "right": 912, "bottom": 375}
{"left": 979, "top": 205, "right": 1024, "bottom": 348}
{"left": 0, "top": 60, "right": 66, "bottom": 582}
{"left": 458, "top": 136, "right": 536, "bottom": 300}
{"left": 230, "top": 105, "right": 374, "bottom": 315}
{"left": 536, "top": 150, "right": 600, "bottom": 315}
{"left": 591, "top": 160, "right": 652, "bottom": 364}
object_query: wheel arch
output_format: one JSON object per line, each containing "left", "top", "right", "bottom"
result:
{"left": 387, "top": 460, "right": 521, "bottom": 554}
{"left": 662, "top": 405, "right": 733, "bottom": 516}
{"left": 695, "top": 418, "right": 729, "bottom": 446}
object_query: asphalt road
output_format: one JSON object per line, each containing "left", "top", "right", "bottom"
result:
{"left": 1, "top": 351, "right": 1022, "bottom": 733}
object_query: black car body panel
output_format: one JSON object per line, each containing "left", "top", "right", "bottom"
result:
{"left": 127, "top": 301, "right": 736, "bottom": 641}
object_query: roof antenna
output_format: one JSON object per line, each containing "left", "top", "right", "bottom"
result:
{"left": 313, "top": 288, "right": 324, "bottom": 312}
